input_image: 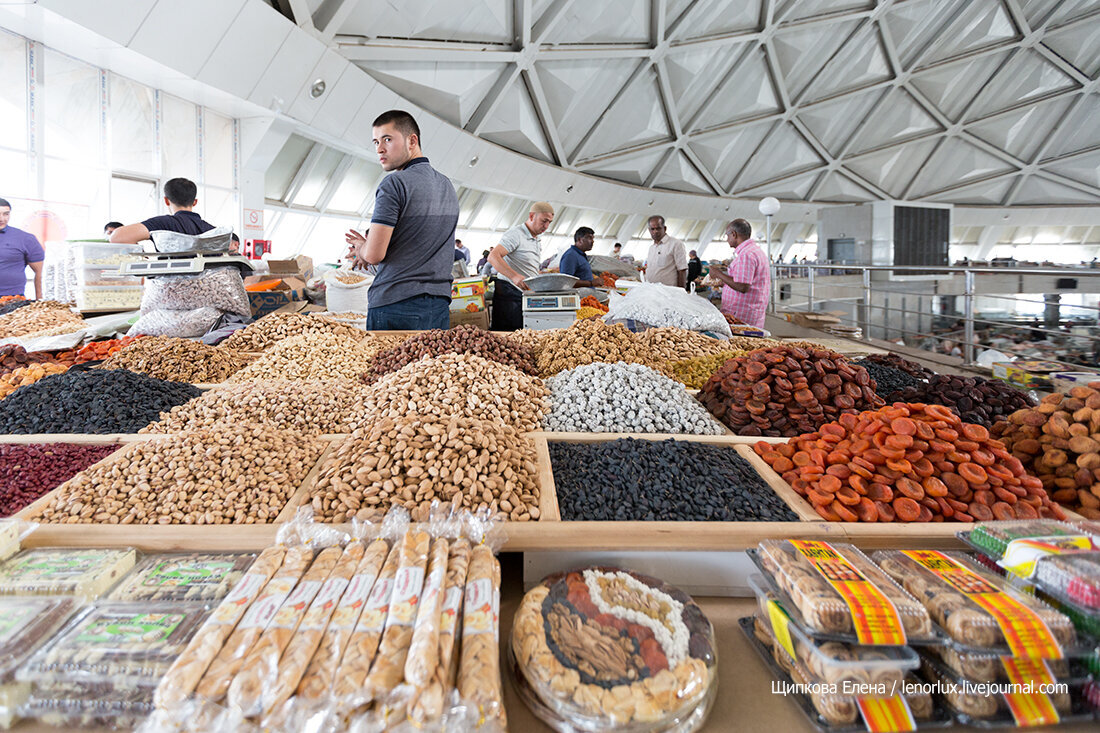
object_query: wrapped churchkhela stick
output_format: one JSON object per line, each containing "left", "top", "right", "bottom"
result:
{"left": 457, "top": 544, "right": 505, "bottom": 729}
{"left": 194, "top": 546, "right": 313, "bottom": 702}
{"left": 403, "top": 537, "right": 450, "bottom": 688}
{"left": 155, "top": 546, "right": 285, "bottom": 709}
{"left": 226, "top": 546, "right": 342, "bottom": 715}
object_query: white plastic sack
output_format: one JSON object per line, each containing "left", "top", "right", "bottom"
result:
{"left": 141, "top": 267, "right": 250, "bottom": 316}
{"left": 605, "top": 282, "right": 733, "bottom": 337}
{"left": 130, "top": 307, "right": 222, "bottom": 338}
{"left": 324, "top": 269, "right": 371, "bottom": 315}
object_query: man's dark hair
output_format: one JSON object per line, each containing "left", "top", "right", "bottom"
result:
{"left": 104, "top": 221, "right": 123, "bottom": 231}
{"left": 231, "top": 233, "right": 240, "bottom": 243}
{"left": 648, "top": 215, "right": 666, "bottom": 226}
{"left": 482, "top": 250, "right": 489, "bottom": 256}
{"left": 574, "top": 226, "right": 595, "bottom": 242}
{"left": 163, "top": 178, "right": 198, "bottom": 207}
{"left": 0, "top": 198, "right": 10, "bottom": 209}
{"left": 729, "top": 218, "right": 752, "bottom": 239}
{"left": 613, "top": 242, "right": 621, "bottom": 249}
{"left": 372, "top": 110, "right": 420, "bottom": 143}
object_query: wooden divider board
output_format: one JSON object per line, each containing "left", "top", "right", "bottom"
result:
{"left": 733, "top": 445, "right": 821, "bottom": 521}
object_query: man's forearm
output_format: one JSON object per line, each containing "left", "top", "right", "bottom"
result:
{"left": 34, "top": 275, "right": 42, "bottom": 300}
{"left": 676, "top": 268, "right": 686, "bottom": 288}
{"left": 489, "top": 251, "right": 521, "bottom": 283}
{"left": 711, "top": 270, "right": 750, "bottom": 292}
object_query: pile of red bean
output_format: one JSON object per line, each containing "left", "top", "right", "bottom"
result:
{"left": 0, "top": 443, "right": 119, "bottom": 516}
{"left": 698, "top": 345, "right": 884, "bottom": 437}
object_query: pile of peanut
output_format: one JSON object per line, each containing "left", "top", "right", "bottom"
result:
{"left": 0, "top": 362, "right": 68, "bottom": 398}
{"left": 35, "top": 425, "right": 325, "bottom": 524}
{"left": 535, "top": 319, "right": 662, "bottom": 376}
{"left": 0, "top": 301, "right": 84, "bottom": 339}
{"left": 635, "top": 327, "right": 734, "bottom": 363}
{"left": 363, "top": 353, "right": 549, "bottom": 432}
{"left": 218, "top": 313, "right": 365, "bottom": 352}
{"left": 307, "top": 415, "right": 541, "bottom": 523}
{"left": 143, "top": 381, "right": 375, "bottom": 436}
{"left": 228, "top": 332, "right": 378, "bottom": 383}
{"left": 100, "top": 336, "right": 256, "bottom": 383}
{"left": 507, "top": 329, "right": 552, "bottom": 358}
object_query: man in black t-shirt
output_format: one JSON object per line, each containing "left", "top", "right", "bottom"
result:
{"left": 109, "top": 178, "right": 214, "bottom": 243}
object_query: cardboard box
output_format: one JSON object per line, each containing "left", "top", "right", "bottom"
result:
{"left": 1050, "top": 372, "right": 1100, "bottom": 392}
{"left": 450, "top": 294, "right": 486, "bottom": 312}
{"left": 266, "top": 255, "right": 314, "bottom": 280}
{"left": 785, "top": 310, "right": 843, "bottom": 329}
{"left": 991, "top": 360, "right": 1063, "bottom": 388}
{"left": 450, "top": 309, "right": 489, "bottom": 330}
{"left": 248, "top": 276, "right": 306, "bottom": 318}
{"left": 452, "top": 276, "right": 486, "bottom": 298}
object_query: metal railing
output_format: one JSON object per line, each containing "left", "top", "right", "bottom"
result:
{"left": 767, "top": 263, "right": 1100, "bottom": 372}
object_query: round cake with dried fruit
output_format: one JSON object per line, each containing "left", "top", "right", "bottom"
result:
{"left": 511, "top": 567, "right": 716, "bottom": 730}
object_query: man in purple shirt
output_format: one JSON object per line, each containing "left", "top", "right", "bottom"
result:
{"left": 109, "top": 178, "right": 214, "bottom": 243}
{"left": 0, "top": 198, "right": 45, "bottom": 299}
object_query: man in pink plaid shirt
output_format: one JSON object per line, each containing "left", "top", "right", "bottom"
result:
{"left": 709, "top": 218, "right": 770, "bottom": 328}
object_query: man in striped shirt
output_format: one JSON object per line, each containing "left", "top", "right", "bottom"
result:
{"left": 709, "top": 218, "right": 770, "bottom": 328}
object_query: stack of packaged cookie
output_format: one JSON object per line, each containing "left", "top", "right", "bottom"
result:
{"left": 745, "top": 540, "right": 948, "bottom": 731}
{"left": 6, "top": 545, "right": 255, "bottom": 729}
{"left": 141, "top": 506, "right": 506, "bottom": 733}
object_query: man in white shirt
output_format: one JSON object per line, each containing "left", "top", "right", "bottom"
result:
{"left": 488, "top": 201, "right": 554, "bottom": 331}
{"left": 643, "top": 215, "right": 687, "bottom": 288}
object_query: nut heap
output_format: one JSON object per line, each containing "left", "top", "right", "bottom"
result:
{"left": 993, "top": 384, "right": 1100, "bottom": 518}
{"left": 0, "top": 301, "right": 84, "bottom": 339}
{"left": 218, "top": 312, "right": 365, "bottom": 352}
{"left": 362, "top": 353, "right": 549, "bottom": 432}
{"left": 665, "top": 351, "right": 746, "bottom": 389}
{"left": 361, "top": 325, "right": 538, "bottom": 382}
{"left": 855, "top": 359, "right": 925, "bottom": 399}
{"left": 307, "top": 415, "right": 541, "bottom": 523}
{"left": 229, "top": 332, "right": 378, "bottom": 383}
{"left": 756, "top": 403, "right": 1063, "bottom": 522}
{"left": 0, "top": 362, "right": 68, "bottom": 398}
{"left": 0, "top": 299, "right": 31, "bottom": 317}
{"left": 861, "top": 352, "right": 934, "bottom": 381}
{"left": 0, "top": 370, "right": 201, "bottom": 434}
{"left": 507, "top": 329, "right": 552, "bottom": 357}
{"left": 699, "top": 346, "right": 884, "bottom": 437}
{"left": 536, "top": 319, "right": 658, "bottom": 376}
{"left": 333, "top": 271, "right": 369, "bottom": 284}
{"left": 0, "top": 443, "right": 119, "bottom": 516}
{"left": 100, "top": 337, "right": 256, "bottom": 383}
{"left": 543, "top": 362, "right": 725, "bottom": 434}
{"left": 143, "top": 381, "right": 375, "bottom": 436}
{"left": 887, "top": 374, "right": 1035, "bottom": 428}
{"left": 634, "top": 327, "right": 733, "bottom": 363}
{"left": 35, "top": 425, "right": 325, "bottom": 524}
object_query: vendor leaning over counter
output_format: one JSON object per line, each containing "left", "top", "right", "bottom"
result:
{"left": 345, "top": 110, "right": 459, "bottom": 331}
{"left": 488, "top": 202, "right": 555, "bottom": 332}
{"left": 557, "top": 227, "right": 601, "bottom": 288}
{"left": 707, "top": 218, "right": 770, "bottom": 329}
{"left": 0, "top": 198, "right": 44, "bottom": 299}
{"left": 109, "top": 178, "right": 214, "bottom": 243}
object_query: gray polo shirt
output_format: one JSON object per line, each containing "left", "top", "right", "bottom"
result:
{"left": 368, "top": 157, "right": 459, "bottom": 308}
{"left": 498, "top": 223, "right": 541, "bottom": 280}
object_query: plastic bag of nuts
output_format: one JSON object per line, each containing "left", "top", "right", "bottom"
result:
{"left": 700, "top": 345, "right": 884, "bottom": 437}
{"left": 131, "top": 307, "right": 222, "bottom": 338}
{"left": 141, "top": 267, "right": 251, "bottom": 316}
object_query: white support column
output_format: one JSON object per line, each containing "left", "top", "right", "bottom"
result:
{"left": 238, "top": 116, "right": 294, "bottom": 239}
{"left": 778, "top": 226, "right": 800, "bottom": 260}
{"left": 974, "top": 226, "right": 1004, "bottom": 261}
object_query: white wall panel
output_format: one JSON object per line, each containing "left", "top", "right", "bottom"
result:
{"left": 129, "top": 0, "right": 246, "bottom": 79}
{"left": 198, "top": 0, "right": 293, "bottom": 100}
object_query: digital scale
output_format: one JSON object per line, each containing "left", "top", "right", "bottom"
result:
{"left": 118, "top": 251, "right": 257, "bottom": 278}
{"left": 522, "top": 290, "right": 581, "bottom": 330}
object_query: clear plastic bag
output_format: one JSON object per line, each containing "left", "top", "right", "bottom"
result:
{"left": 142, "top": 268, "right": 251, "bottom": 317}
{"left": 107, "top": 552, "right": 257, "bottom": 603}
{"left": 605, "top": 282, "right": 733, "bottom": 336}
{"left": 131, "top": 307, "right": 222, "bottom": 338}
{"left": 0, "top": 547, "right": 136, "bottom": 600}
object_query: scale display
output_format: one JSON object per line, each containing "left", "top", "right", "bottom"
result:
{"left": 522, "top": 293, "right": 580, "bottom": 311}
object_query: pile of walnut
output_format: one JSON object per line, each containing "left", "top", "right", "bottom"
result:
{"left": 307, "top": 415, "right": 541, "bottom": 523}
{"left": 100, "top": 336, "right": 255, "bottom": 383}
{"left": 992, "top": 384, "right": 1100, "bottom": 518}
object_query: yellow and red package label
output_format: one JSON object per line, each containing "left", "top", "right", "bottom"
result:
{"left": 857, "top": 695, "right": 916, "bottom": 733}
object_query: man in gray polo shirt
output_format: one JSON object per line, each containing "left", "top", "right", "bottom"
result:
{"left": 487, "top": 202, "right": 554, "bottom": 331}
{"left": 345, "top": 110, "right": 458, "bottom": 330}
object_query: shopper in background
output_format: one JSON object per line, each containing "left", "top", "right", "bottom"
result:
{"left": 0, "top": 198, "right": 44, "bottom": 299}
{"left": 612, "top": 242, "right": 623, "bottom": 259}
{"left": 109, "top": 178, "right": 214, "bottom": 243}
{"left": 476, "top": 249, "right": 490, "bottom": 271}
{"left": 558, "top": 226, "right": 600, "bottom": 288}
{"left": 230, "top": 234, "right": 241, "bottom": 254}
{"left": 643, "top": 215, "right": 687, "bottom": 288}
{"left": 488, "top": 201, "right": 554, "bottom": 331}
{"left": 454, "top": 238, "right": 471, "bottom": 264}
{"left": 708, "top": 219, "right": 770, "bottom": 329}
{"left": 345, "top": 109, "right": 459, "bottom": 331}
{"left": 686, "top": 249, "right": 703, "bottom": 291}
{"left": 103, "top": 221, "right": 123, "bottom": 237}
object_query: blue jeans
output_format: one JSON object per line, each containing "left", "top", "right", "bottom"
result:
{"left": 367, "top": 294, "right": 450, "bottom": 331}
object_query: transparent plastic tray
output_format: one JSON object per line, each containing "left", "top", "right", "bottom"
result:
{"left": 749, "top": 542, "right": 936, "bottom": 644}
{"left": 872, "top": 550, "right": 1082, "bottom": 657}
{"left": 19, "top": 682, "right": 153, "bottom": 728}
{"left": 748, "top": 574, "right": 919, "bottom": 689}
{"left": 0, "top": 548, "right": 137, "bottom": 600}
{"left": 17, "top": 602, "right": 210, "bottom": 686}
{"left": 918, "top": 652, "right": 1094, "bottom": 727}
{"left": 1034, "top": 553, "right": 1100, "bottom": 612}
{"left": 926, "top": 643, "right": 1093, "bottom": 686}
{"left": 963, "top": 520, "right": 1084, "bottom": 560}
{"left": 510, "top": 567, "right": 716, "bottom": 732}
{"left": 740, "top": 616, "right": 951, "bottom": 732}
{"left": 0, "top": 597, "right": 80, "bottom": 684}
{"left": 107, "top": 552, "right": 256, "bottom": 603}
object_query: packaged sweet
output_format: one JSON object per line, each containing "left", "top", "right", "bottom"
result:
{"left": 754, "top": 540, "right": 934, "bottom": 643}
{"left": 0, "top": 597, "right": 80, "bottom": 729}
{"left": 0, "top": 548, "right": 136, "bottom": 600}
{"left": 873, "top": 549, "right": 1077, "bottom": 654}
{"left": 919, "top": 654, "right": 1079, "bottom": 723}
{"left": 20, "top": 682, "right": 153, "bottom": 728}
{"left": 108, "top": 552, "right": 256, "bottom": 603}
{"left": 512, "top": 567, "right": 716, "bottom": 731}
{"left": 926, "top": 643, "right": 1087, "bottom": 684}
{"left": 1034, "top": 552, "right": 1100, "bottom": 612}
{"left": 965, "top": 519, "right": 1086, "bottom": 560}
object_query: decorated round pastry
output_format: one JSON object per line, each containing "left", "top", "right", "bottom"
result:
{"left": 512, "top": 567, "right": 716, "bottom": 730}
